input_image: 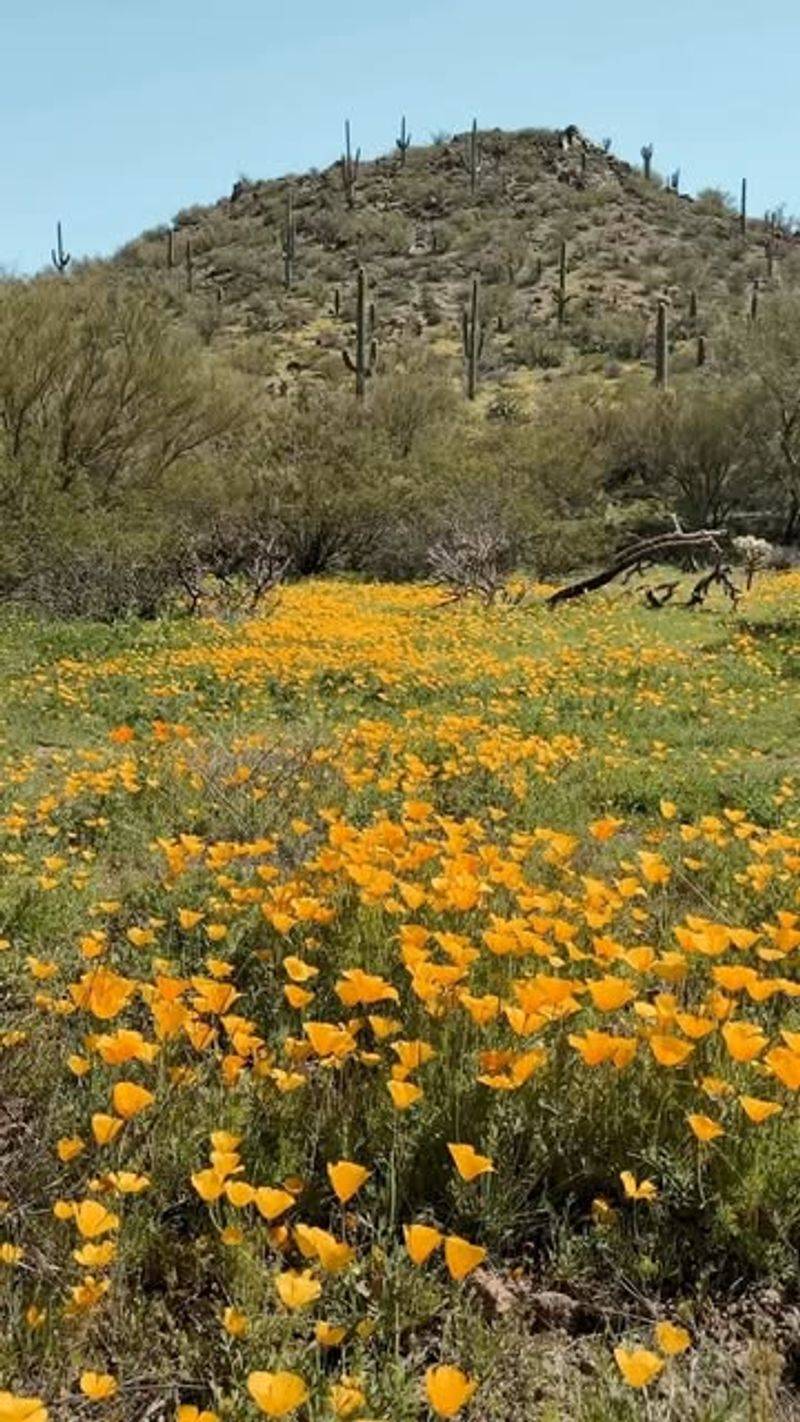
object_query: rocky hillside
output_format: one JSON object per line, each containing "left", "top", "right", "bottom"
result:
{"left": 104, "top": 125, "right": 798, "bottom": 396}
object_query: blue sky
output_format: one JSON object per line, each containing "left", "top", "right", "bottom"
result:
{"left": 2, "top": 0, "right": 797, "bottom": 274}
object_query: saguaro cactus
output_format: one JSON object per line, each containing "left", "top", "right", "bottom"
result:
{"left": 740, "top": 178, "right": 748, "bottom": 238}
{"left": 342, "top": 266, "right": 376, "bottom": 397}
{"left": 461, "top": 275, "right": 485, "bottom": 400}
{"left": 750, "top": 279, "right": 760, "bottom": 323}
{"left": 555, "top": 242, "right": 571, "bottom": 325}
{"left": 341, "top": 120, "right": 361, "bottom": 208}
{"left": 282, "top": 188, "right": 296, "bottom": 290}
{"left": 51, "top": 221, "right": 71, "bottom": 275}
{"left": 185, "top": 238, "right": 194, "bottom": 294}
{"left": 655, "top": 299, "right": 669, "bottom": 388}
{"left": 396, "top": 116, "right": 411, "bottom": 165}
{"left": 641, "top": 144, "right": 654, "bottom": 180}
{"left": 167, "top": 228, "right": 175, "bottom": 270}
{"left": 464, "top": 119, "right": 480, "bottom": 195}
{"left": 689, "top": 289, "right": 698, "bottom": 322}
{"left": 697, "top": 335, "right": 707, "bottom": 368}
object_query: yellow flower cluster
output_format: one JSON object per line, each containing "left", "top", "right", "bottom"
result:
{"left": 0, "top": 576, "right": 798, "bottom": 1414}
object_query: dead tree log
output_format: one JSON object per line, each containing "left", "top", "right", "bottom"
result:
{"left": 546, "top": 530, "right": 726, "bottom": 607}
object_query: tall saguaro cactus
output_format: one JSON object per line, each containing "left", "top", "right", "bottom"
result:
{"left": 51, "top": 221, "right": 71, "bottom": 275}
{"left": 342, "top": 266, "right": 376, "bottom": 397}
{"left": 185, "top": 239, "right": 194, "bottom": 294}
{"left": 468, "top": 118, "right": 480, "bottom": 194}
{"left": 655, "top": 299, "right": 669, "bottom": 388}
{"left": 167, "top": 228, "right": 175, "bottom": 270}
{"left": 465, "top": 119, "right": 480, "bottom": 195}
{"left": 396, "top": 116, "right": 411, "bottom": 165}
{"left": 341, "top": 120, "right": 361, "bottom": 209}
{"left": 462, "top": 275, "right": 485, "bottom": 400}
{"left": 282, "top": 188, "right": 296, "bottom": 290}
{"left": 641, "top": 144, "right": 654, "bottom": 181}
{"left": 766, "top": 239, "right": 775, "bottom": 280}
{"left": 740, "top": 178, "right": 748, "bottom": 238}
{"left": 555, "top": 242, "right": 570, "bottom": 325}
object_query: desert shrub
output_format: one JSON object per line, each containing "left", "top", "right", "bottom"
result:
{"left": 601, "top": 378, "right": 760, "bottom": 528}
{"left": 0, "top": 276, "right": 245, "bottom": 499}
{"left": 0, "top": 276, "right": 250, "bottom": 616}
{"left": 572, "top": 310, "right": 650, "bottom": 360}
{"left": 694, "top": 187, "right": 738, "bottom": 217}
{"left": 717, "top": 293, "right": 800, "bottom": 539}
{"left": 511, "top": 328, "right": 565, "bottom": 369}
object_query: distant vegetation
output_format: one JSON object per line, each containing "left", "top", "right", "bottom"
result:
{"left": 1, "top": 125, "right": 800, "bottom": 616}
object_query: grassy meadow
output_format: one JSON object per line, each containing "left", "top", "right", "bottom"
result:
{"left": 0, "top": 575, "right": 799, "bottom": 1421}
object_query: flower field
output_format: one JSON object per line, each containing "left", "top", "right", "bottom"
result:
{"left": 0, "top": 577, "right": 799, "bottom": 1421}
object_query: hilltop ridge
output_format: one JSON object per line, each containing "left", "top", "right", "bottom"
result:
{"left": 103, "top": 123, "right": 797, "bottom": 396}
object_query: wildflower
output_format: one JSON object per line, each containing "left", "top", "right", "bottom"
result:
{"left": 72, "top": 1200, "right": 119, "bottom": 1238}
{"left": 107, "top": 1171, "right": 149, "bottom": 1195}
{"left": 722, "top": 1021, "right": 767, "bottom": 1063}
{"left": 327, "top": 1160, "right": 370, "bottom": 1203}
{"left": 315, "top": 1321, "right": 347, "bottom": 1347}
{"left": 66, "top": 1275, "right": 110, "bottom": 1312}
{"left": 649, "top": 1034, "right": 694, "bottom": 1068}
{"left": 247, "top": 1372, "right": 308, "bottom": 1417}
{"left": 765, "top": 1046, "right": 800, "bottom": 1090}
{"left": 404, "top": 1223, "right": 443, "bottom": 1264}
{"left": 222, "top": 1305, "right": 249, "bottom": 1337}
{"left": 69, "top": 967, "right": 135, "bottom": 1021}
{"left": 620, "top": 1172, "right": 658, "bottom": 1202}
{"left": 275, "top": 1269, "right": 322, "bottom": 1309}
{"left": 447, "top": 1143, "right": 494, "bottom": 1181}
{"left": 73, "top": 1241, "right": 116, "bottom": 1269}
{"left": 654, "top": 1321, "right": 691, "bottom": 1355}
{"left": 589, "top": 817, "right": 624, "bottom": 841}
{"left": 425, "top": 1366, "right": 478, "bottom": 1417}
{"left": 254, "top": 1186, "right": 295, "bottom": 1221}
{"left": 586, "top": 977, "right": 635, "bottom": 1012}
{"left": 443, "top": 1235, "right": 486, "bottom": 1281}
{"left": 79, "top": 1373, "right": 118, "bottom": 1400}
{"left": 739, "top": 1095, "right": 782, "bottom": 1123}
{"left": 330, "top": 1380, "right": 365, "bottom": 1417}
{"left": 687, "top": 1113, "right": 725, "bottom": 1142}
{"left": 91, "top": 1114, "right": 123, "bottom": 1146}
{"left": 614, "top": 1347, "right": 664, "bottom": 1387}
{"left": 387, "top": 1079, "right": 423, "bottom": 1109}
{"left": 0, "top": 1393, "right": 48, "bottom": 1421}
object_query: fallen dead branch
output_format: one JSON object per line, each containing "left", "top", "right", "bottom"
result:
{"left": 685, "top": 560, "right": 742, "bottom": 608}
{"left": 546, "top": 529, "right": 727, "bottom": 607}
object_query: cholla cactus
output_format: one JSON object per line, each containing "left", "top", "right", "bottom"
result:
{"left": 732, "top": 534, "right": 773, "bottom": 588}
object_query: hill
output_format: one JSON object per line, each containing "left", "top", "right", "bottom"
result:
{"left": 107, "top": 123, "right": 799, "bottom": 400}
{"left": 2, "top": 124, "right": 800, "bottom": 618}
